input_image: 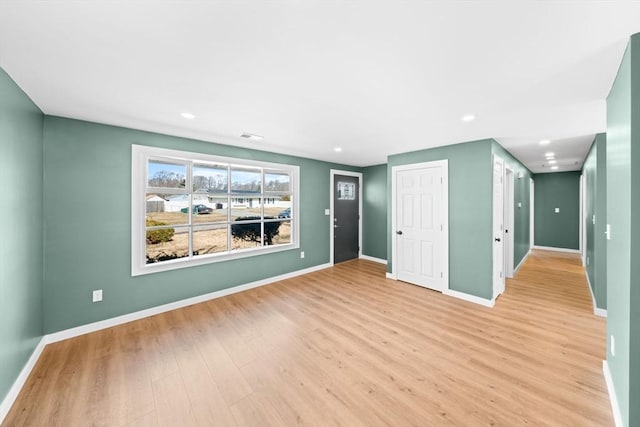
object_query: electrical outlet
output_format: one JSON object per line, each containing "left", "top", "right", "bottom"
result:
{"left": 586, "top": 256, "right": 589, "bottom": 266}
{"left": 300, "top": 251, "right": 305, "bottom": 259}
{"left": 92, "top": 289, "right": 103, "bottom": 303}
{"left": 324, "top": 209, "right": 330, "bottom": 215}
{"left": 611, "top": 335, "right": 615, "bottom": 356}
{"left": 554, "top": 208, "right": 560, "bottom": 213}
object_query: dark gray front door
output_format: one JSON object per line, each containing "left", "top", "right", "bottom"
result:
{"left": 334, "top": 174, "right": 359, "bottom": 263}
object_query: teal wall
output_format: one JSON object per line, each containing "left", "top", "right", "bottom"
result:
{"left": 533, "top": 172, "right": 580, "bottom": 250}
{"left": 606, "top": 33, "right": 640, "bottom": 427}
{"left": 43, "top": 116, "right": 359, "bottom": 333}
{"left": 362, "top": 164, "right": 387, "bottom": 260}
{"left": 387, "top": 139, "right": 494, "bottom": 300}
{"left": 0, "top": 68, "right": 44, "bottom": 403}
{"left": 583, "top": 133, "right": 607, "bottom": 310}
{"left": 491, "top": 141, "right": 533, "bottom": 269}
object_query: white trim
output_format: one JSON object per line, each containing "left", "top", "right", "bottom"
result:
{"left": 532, "top": 245, "right": 581, "bottom": 254}
{"left": 386, "top": 272, "right": 395, "bottom": 279}
{"left": 391, "top": 160, "right": 449, "bottom": 291}
{"left": 131, "top": 144, "right": 300, "bottom": 276}
{"left": 514, "top": 249, "right": 531, "bottom": 274}
{"left": 492, "top": 155, "right": 506, "bottom": 298}
{"left": 0, "top": 337, "right": 47, "bottom": 424}
{"left": 359, "top": 255, "right": 387, "bottom": 265}
{"left": 584, "top": 272, "right": 607, "bottom": 317}
{"left": 504, "top": 165, "right": 515, "bottom": 278}
{"left": 329, "top": 169, "right": 363, "bottom": 265}
{"left": 47, "top": 262, "right": 330, "bottom": 344}
{"left": 443, "top": 289, "right": 495, "bottom": 308}
{"left": 530, "top": 178, "right": 535, "bottom": 249}
{"left": 603, "top": 360, "right": 623, "bottom": 427}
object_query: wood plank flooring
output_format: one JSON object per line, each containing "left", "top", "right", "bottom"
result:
{"left": 3, "top": 249, "right": 612, "bottom": 426}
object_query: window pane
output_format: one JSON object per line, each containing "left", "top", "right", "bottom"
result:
{"left": 193, "top": 225, "right": 228, "bottom": 256}
{"left": 193, "top": 164, "right": 228, "bottom": 193}
{"left": 231, "top": 167, "right": 261, "bottom": 193}
{"left": 230, "top": 197, "right": 263, "bottom": 220}
{"left": 146, "top": 194, "right": 189, "bottom": 225}
{"left": 270, "top": 220, "right": 291, "bottom": 246}
{"left": 146, "top": 225, "right": 189, "bottom": 264}
{"left": 231, "top": 221, "right": 262, "bottom": 249}
{"left": 264, "top": 171, "right": 290, "bottom": 192}
{"left": 264, "top": 197, "right": 291, "bottom": 218}
{"left": 148, "top": 160, "right": 187, "bottom": 189}
{"left": 193, "top": 197, "right": 228, "bottom": 224}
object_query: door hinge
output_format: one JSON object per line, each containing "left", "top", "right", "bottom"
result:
{"left": 440, "top": 272, "right": 443, "bottom": 278}
{"left": 500, "top": 272, "right": 503, "bottom": 278}
{"left": 441, "top": 177, "right": 443, "bottom": 184}
{"left": 440, "top": 224, "right": 443, "bottom": 231}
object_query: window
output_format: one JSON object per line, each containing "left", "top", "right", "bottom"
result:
{"left": 132, "top": 145, "right": 299, "bottom": 275}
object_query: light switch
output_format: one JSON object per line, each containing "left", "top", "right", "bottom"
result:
{"left": 324, "top": 209, "right": 330, "bottom": 215}
{"left": 554, "top": 208, "right": 560, "bottom": 213}
{"left": 517, "top": 202, "right": 522, "bottom": 208}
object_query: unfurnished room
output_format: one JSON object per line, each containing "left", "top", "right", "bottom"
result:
{"left": 1, "top": 1, "right": 640, "bottom": 426}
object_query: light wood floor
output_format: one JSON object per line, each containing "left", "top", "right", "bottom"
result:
{"left": 3, "top": 249, "right": 612, "bottom": 426}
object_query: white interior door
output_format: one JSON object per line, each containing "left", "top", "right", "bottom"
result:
{"left": 493, "top": 156, "right": 505, "bottom": 297}
{"left": 395, "top": 162, "right": 447, "bottom": 291}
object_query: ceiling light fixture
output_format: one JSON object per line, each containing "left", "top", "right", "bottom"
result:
{"left": 545, "top": 152, "right": 555, "bottom": 157}
{"left": 551, "top": 166, "right": 559, "bottom": 170}
{"left": 334, "top": 147, "right": 343, "bottom": 153}
{"left": 548, "top": 160, "right": 557, "bottom": 164}
{"left": 240, "top": 133, "right": 264, "bottom": 141}
{"left": 539, "top": 139, "right": 551, "bottom": 145}
{"left": 180, "top": 112, "right": 195, "bottom": 120}
{"left": 461, "top": 114, "right": 476, "bottom": 122}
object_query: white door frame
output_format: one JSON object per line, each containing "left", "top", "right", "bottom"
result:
{"left": 530, "top": 178, "right": 535, "bottom": 249}
{"left": 493, "top": 155, "right": 505, "bottom": 298}
{"left": 580, "top": 173, "right": 587, "bottom": 266}
{"left": 390, "top": 160, "right": 449, "bottom": 290}
{"left": 504, "top": 166, "right": 515, "bottom": 278}
{"left": 329, "top": 169, "right": 363, "bottom": 265}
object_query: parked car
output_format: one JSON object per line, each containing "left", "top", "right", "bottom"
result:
{"left": 277, "top": 208, "right": 291, "bottom": 218}
{"left": 180, "top": 204, "right": 213, "bottom": 214}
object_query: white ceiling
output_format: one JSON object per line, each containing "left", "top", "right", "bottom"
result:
{"left": 1, "top": 1, "right": 639, "bottom": 172}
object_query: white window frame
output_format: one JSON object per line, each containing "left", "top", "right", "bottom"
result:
{"left": 132, "top": 144, "right": 300, "bottom": 276}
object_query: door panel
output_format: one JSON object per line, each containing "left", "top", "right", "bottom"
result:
{"left": 396, "top": 165, "right": 445, "bottom": 291}
{"left": 333, "top": 174, "right": 359, "bottom": 263}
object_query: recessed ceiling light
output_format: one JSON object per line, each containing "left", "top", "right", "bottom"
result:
{"left": 240, "top": 133, "right": 264, "bottom": 141}
{"left": 461, "top": 114, "right": 476, "bottom": 122}
{"left": 545, "top": 152, "right": 555, "bottom": 157}
{"left": 180, "top": 112, "right": 195, "bottom": 120}
{"left": 334, "top": 147, "right": 343, "bottom": 153}
{"left": 548, "top": 160, "right": 557, "bottom": 164}
{"left": 551, "top": 166, "right": 559, "bottom": 170}
{"left": 539, "top": 139, "right": 551, "bottom": 145}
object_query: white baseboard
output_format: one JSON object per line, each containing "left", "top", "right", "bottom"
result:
{"left": 532, "top": 245, "right": 581, "bottom": 254}
{"left": 385, "top": 272, "right": 395, "bottom": 279}
{"left": 359, "top": 255, "right": 387, "bottom": 265}
{"left": 514, "top": 249, "right": 530, "bottom": 274}
{"left": 0, "top": 337, "right": 47, "bottom": 424}
{"left": 443, "top": 289, "right": 495, "bottom": 308}
{"left": 47, "top": 262, "right": 331, "bottom": 344}
{"left": 603, "top": 360, "right": 623, "bottom": 427}
{"left": 584, "top": 271, "right": 607, "bottom": 318}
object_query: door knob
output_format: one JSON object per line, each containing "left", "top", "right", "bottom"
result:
{"left": 495, "top": 237, "right": 501, "bottom": 242}
{"left": 396, "top": 230, "right": 403, "bottom": 235}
